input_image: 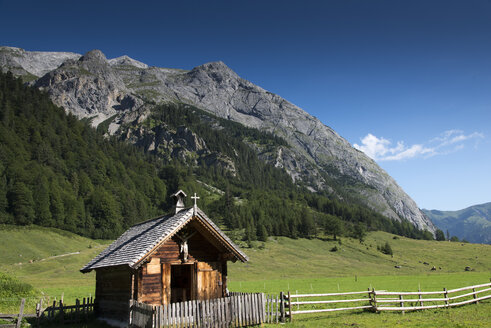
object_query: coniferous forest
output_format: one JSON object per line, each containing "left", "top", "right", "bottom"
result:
{"left": 0, "top": 72, "right": 434, "bottom": 241}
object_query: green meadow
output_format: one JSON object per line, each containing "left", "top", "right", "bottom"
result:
{"left": 0, "top": 225, "right": 490, "bottom": 327}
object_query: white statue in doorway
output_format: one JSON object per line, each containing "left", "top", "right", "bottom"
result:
{"left": 180, "top": 240, "right": 189, "bottom": 263}
{"left": 176, "top": 228, "right": 196, "bottom": 263}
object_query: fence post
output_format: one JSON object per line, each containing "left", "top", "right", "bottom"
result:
{"left": 59, "top": 300, "right": 64, "bottom": 325}
{"left": 372, "top": 288, "right": 378, "bottom": 313}
{"left": 444, "top": 288, "right": 449, "bottom": 307}
{"left": 275, "top": 294, "right": 279, "bottom": 324}
{"left": 287, "top": 291, "right": 292, "bottom": 322}
{"left": 262, "top": 293, "right": 266, "bottom": 324}
{"left": 51, "top": 300, "right": 56, "bottom": 320}
{"left": 399, "top": 295, "right": 405, "bottom": 314}
{"left": 83, "top": 298, "right": 87, "bottom": 321}
{"left": 279, "top": 292, "right": 285, "bottom": 323}
{"left": 35, "top": 298, "right": 43, "bottom": 327}
{"left": 472, "top": 288, "right": 479, "bottom": 304}
{"left": 15, "top": 298, "right": 25, "bottom": 328}
{"left": 75, "top": 299, "right": 80, "bottom": 323}
{"left": 419, "top": 288, "right": 423, "bottom": 307}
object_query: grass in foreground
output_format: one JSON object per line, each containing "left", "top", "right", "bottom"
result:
{"left": 265, "top": 300, "right": 491, "bottom": 328}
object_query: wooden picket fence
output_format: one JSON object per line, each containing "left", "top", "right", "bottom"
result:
{"left": 39, "top": 297, "right": 95, "bottom": 325}
{"left": 263, "top": 293, "right": 282, "bottom": 323}
{"left": 129, "top": 293, "right": 266, "bottom": 328}
{"left": 0, "top": 297, "right": 94, "bottom": 327}
{"left": 283, "top": 282, "right": 491, "bottom": 321}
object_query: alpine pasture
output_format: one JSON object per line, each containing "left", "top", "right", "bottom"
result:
{"left": 1, "top": 225, "right": 490, "bottom": 327}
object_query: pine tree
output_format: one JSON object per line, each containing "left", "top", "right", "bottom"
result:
{"left": 258, "top": 225, "right": 268, "bottom": 242}
{"left": 382, "top": 241, "right": 393, "bottom": 255}
{"left": 435, "top": 229, "right": 445, "bottom": 241}
{"left": 353, "top": 222, "right": 366, "bottom": 243}
{"left": 0, "top": 173, "right": 9, "bottom": 222}
{"left": 33, "top": 175, "right": 52, "bottom": 226}
{"left": 8, "top": 181, "right": 35, "bottom": 225}
{"left": 299, "top": 208, "right": 316, "bottom": 238}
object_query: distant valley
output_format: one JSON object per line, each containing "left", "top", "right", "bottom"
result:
{"left": 424, "top": 202, "right": 491, "bottom": 244}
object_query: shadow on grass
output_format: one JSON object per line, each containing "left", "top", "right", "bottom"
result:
{"left": 25, "top": 317, "right": 113, "bottom": 328}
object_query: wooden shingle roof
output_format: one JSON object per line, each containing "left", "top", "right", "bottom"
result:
{"left": 80, "top": 207, "right": 248, "bottom": 273}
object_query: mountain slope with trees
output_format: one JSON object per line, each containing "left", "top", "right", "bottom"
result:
{"left": 0, "top": 71, "right": 434, "bottom": 241}
{"left": 0, "top": 46, "right": 435, "bottom": 233}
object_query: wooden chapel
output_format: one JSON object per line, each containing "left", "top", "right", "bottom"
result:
{"left": 81, "top": 190, "right": 248, "bottom": 321}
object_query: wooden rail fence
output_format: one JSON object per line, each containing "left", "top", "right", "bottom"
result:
{"left": 372, "top": 282, "right": 491, "bottom": 312}
{"left": 0, "top": 298, "right": 28, "bottom": 328}
{"left": 285, "top": 289, "right": 372, "bottom": 320}
{"left": 283, "top": 282, "right": 491, "bottom": 321}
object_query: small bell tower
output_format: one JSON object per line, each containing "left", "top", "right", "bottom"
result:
{"left": 171, "top": 190, "right": 187, "bottom": 213}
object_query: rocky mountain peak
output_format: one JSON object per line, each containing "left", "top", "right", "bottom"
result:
{"left": 0, "top": 46, "right": 80, "bottom": 78}
{"left": 188, "top": 61, "right": 239, "bottom": 82}
{"left": 79, "top": 49, "right": 107, "bottom": 63}
{"left": 195, "top": 61, "right": 232, "bottom": 71}
{"left": 32, "top": 48, "right": 142, "bottom": 126}
{"left": 108, "top": 55, "right": 148, "bottom": 69}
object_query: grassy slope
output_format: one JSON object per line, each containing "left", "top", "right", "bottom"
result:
{"left": 1, "top": 225, "right": 490, "bottom": 324}
{"left": 0, "top": 225, "right": 111, "bottom": 304}
{"left": 229, "top": 231, "right": 491, "bottom": 281}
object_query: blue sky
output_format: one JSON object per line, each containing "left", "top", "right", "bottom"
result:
{"left": 1, "top": 0, "right": 490, "bottom": 210}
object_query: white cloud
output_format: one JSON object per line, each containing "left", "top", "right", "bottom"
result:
{"left": 354, "top": 130, "right": 484, "bottom": 161}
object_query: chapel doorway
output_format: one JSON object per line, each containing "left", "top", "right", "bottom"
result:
{"left": 170, "top": 264, "right": 193, "bottom": 303}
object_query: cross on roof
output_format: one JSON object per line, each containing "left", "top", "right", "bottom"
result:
{"left": 191, "top": 193, "right": 200, "bottom": 207}
{"left": 191, "top": 193, "right": 200, "bottom": 215}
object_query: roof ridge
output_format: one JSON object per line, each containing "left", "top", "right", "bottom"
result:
{"left": 81, "top": 207, "right": 247, "bottom": 273}
{"left": 130, "top": 207, "right": 193, "bottom": 227}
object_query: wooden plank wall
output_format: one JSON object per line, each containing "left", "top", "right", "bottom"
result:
{"left": 152, "top": 233, "right": 224, "bottom": 263}
{"left": 139, "top": 264, "right": 162, "bottom": 305}
{"left": 197, "top": 262, "right": 219, "bottom": 300}
{"left": 96, "top": 267, "right": 132, "bottom": 320}
{"left": 139, "top": 232, "right": 228, "bottom": 305}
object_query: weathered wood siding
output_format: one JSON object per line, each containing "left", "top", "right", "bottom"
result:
{"left": 95, "top": 266, "right": 132, "bottom": 320}
{"left": 197, "top": 262, "right": 220, "bottom": 300}
{"left": 153, "top": 237, "right": 181, "bottom": 262}
{"left": 151, "top": 230, "right": 224, "bottom": 263}
{"left": 187, "top": 231, "right": 222, "bottom": 262}
{"left": 162, "top": 263, "right": 171, "bottom": 305}
{"left": 139, "top": 259, "right": 162, "bottom": 305}
{"left": 132, "top": 218, "right": 231, "bottom": 306}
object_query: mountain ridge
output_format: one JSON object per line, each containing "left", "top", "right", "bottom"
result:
{"left": 424, "top": 202, "right": 491, "bottom": 244}
{"left": 0, "top": 46, "right": 435, "bottom": 233}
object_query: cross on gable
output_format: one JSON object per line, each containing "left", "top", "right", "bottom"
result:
{"left": 191, "top": 193, "right": 199, "bottom": 215}
{"left": 191, "top": 193, "right": 200, "bottom": 206}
